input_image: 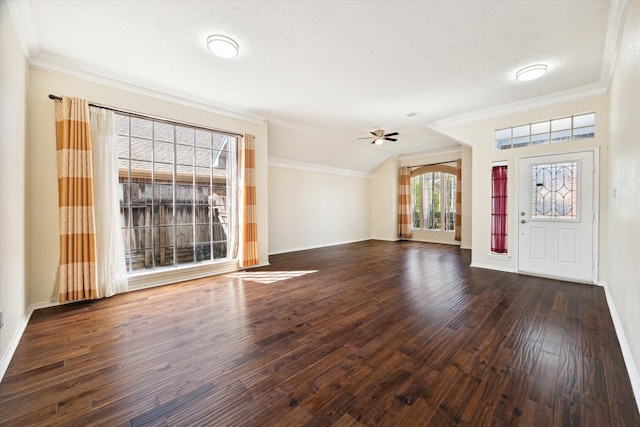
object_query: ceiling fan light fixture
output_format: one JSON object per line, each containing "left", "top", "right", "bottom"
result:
{"left": 374, "top": 138, "right": 385, "bottom": 145}
{"left": 207, "top": 34, "right": 239, "bottom": 58}
{"left": 515, "top": 64, "right": 548, "bottom": 81}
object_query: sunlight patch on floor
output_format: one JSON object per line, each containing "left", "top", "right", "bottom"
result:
{"left": 227, "top": 270, "right": 318, "bottom": 284}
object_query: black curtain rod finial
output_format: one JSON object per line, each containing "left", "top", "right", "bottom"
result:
{"left": 48, "top": 94, "right": 62, "bottom": 100}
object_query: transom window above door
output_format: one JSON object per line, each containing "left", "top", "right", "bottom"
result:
{"left": 495, "top": 112, "right": 595, "bottom": 150}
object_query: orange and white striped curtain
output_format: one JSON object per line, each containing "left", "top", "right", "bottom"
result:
{"left": 398, "top": 166, "right": 412, "bottom": 239}
{"left": 240, "top": 134, "right": 259, "bottom": 268}
{"left": 55, "top": 97, "right": 99, "bottom": 302}
{"left": 455, "top": 159, "right": 462, "bottom": 242}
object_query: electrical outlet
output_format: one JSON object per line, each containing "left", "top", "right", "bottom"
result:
{"left": 0, "top": 310, "right": 4, "bottom": 329}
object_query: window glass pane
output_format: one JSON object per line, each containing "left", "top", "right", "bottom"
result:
{"left": 411, "top": 176, "right": 421, "bottom": 229}
{"left": 512, "top": 125, "right": 530, "bottom": 138}
{"left": 495, "top": 128, "right": 511, "bottom": 140}
{"left": 445, "top": 173, "right": 456, "bottom": 231}
{"left": 154, "top": 141, "right": 174, "bottom": 164}
{"left": 176, "top": 145, "right": 194, "bottom": 166}
{"left": 152, "top": 184, "right": 171, "bottom": 206}
{"left": 130, "top": 118, "right": 153, "bottom": 139}
{"left": 551, "top": 117, "right": 571, "bottom": 131}
{"left": 573, "top": 113, "right": 595, "bottom": 128}
{"left": 154, "top": 122, "right": 174, "bottom": 143}
{"left": 573, "top": 126, "right": 595, "bottom": 140}
{"left": 118, "top": 112, "right": 236, "bottom": 273}
{"left": 491, "top": 164, "right": 508, "bottom": 254}
{"left": 196, "top": 147, "right": 212, "bottom": 167}
{"left": 154, "top": 246, "right": 174, "bottom": 268}
{"left": 513, "top": 136, "right": 530, "bottom": 148}
{"left": 494, "top": 113, "right": 595, "bottom": 151}
{"left": 130, "top": 162, "right": 152, "bottom": 181}
{"left": 117, "top": 135, "right": 130, "bottom": 159}
{"left": 426, "top": 172, "right": 441, "bottom": 230}
{"left": 130, "top": 138, "right": 152, "bottom": 162}
{"left": 195, "top": 130, "right": 213, "bottom": 148}
{"left": 496, "top": 139, "right": 512, "bottom": 150}
{"left": 154, "top": 162, "right": 173, "bottom": 176}
{"left": 531, "top": 121, "right": 550, "bottom": 135}
{"left": 115, "top": 115, "right": 130, "bottom": 135}
{"left": 531, "top": 133, "right": 550, "bottom": 145}
{"left": 551, "top": 129, "right": 571, "bottom": 143}
{"left": 176, "top": 126, "right": 194, "bottom": 145}
{"left": 177, "top": 245, "right": 195, "bottom": 265}
{"left": 531, "top": 162, "right": 578, "bottom": 220}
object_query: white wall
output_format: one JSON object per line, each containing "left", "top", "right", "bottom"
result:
{"left": 608, "top": 0, "right": 640, "bottom": 392}
{"left": 268, "top": 164, "right": 371, "bottom": 254}
{"left": 399, "top": 147, "right": 472, "bottom": 247}
{"left": 0, "top": 0, "right": 29, "bottom": 374}
{"left": 370, "top": 156, "right": 400, "bottom": 241}
{"left": 268, "top": 120, "right": 389, "bottom": 172}
{"left": 439, "top": 96, "right": 609, "bottom": 278}
{"left": 27, "top": 69, "right": 269, "bottom": 304}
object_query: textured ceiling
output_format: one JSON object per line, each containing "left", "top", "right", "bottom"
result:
{"left": 8, "top": 0, "right": 620, "bottom": 169}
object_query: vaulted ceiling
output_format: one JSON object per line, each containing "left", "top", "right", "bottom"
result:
{"left": 7, "top": 0, "right": 624, "bottom": 170}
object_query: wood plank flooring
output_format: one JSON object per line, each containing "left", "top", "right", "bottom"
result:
{"left": 1, "top": 240, "right": 638, "bottom": 426}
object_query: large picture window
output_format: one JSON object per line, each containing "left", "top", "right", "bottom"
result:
{"left": 411, "top": 170, "right": 456, "bottom": 232}
{"left": 116, "top": 113, "right": 238, "bottom": 273}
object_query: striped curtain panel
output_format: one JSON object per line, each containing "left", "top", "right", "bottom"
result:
{"left": 55, "top": 97, "right": 99, "bottom": 302}
{"left": 240, "top": 134, "right": 259, "bottom": 268}
{"left": 398, "top": 166, "right": 412, "bottom": 239}
{"left": 455, "top": 159, "right": 462, "bottom": 242}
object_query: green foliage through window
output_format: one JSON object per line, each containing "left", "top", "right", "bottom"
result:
{"left": 411, "top": 172, "right": 456, "bottom": 231}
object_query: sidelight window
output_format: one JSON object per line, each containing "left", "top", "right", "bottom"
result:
{"left": 491, "top": 163, "right": 508, "bottom": 254}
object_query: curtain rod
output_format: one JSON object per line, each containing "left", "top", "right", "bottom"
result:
{"left": 47, "top": 94, "right": 244, "bottom": 138}
{"left": 409, "top": 160, "right": 459, "bottom": 169}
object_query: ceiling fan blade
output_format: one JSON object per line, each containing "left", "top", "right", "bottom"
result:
{"left": 370, "top": 131, "right": 378, "bottom": 137}
{"left": 384, "top": 132, "right": 399, "bottom": 137}
{"left": 385, "top": 138, "right": 398, "bottom": 142}
{"left": 357, "top": 137, "right": 373, "bottom": 140}
{"left": 370, "top": 140, "right": 377, "bottom": 144}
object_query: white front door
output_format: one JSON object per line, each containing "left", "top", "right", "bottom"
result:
{"left": 517, "top": 151, "right": 596, "bottom": 283}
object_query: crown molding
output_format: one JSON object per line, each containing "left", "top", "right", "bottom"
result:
{"left": 268, "top": 157, "right": 372, "bottom": 179}
{"left": 600, "top": 0, "right": 629, "bottom": 89}
{"left": 430, "top": 0, "right": 628, "bottom": 131}
{"left": 399, "top": 146, "right": 461, "bottom": 162}
{"left": 6, "top": 0, "right": 40, "bottom": 58}
{"left": 5, "top": 0, "right": 265, "bottom": 125}
{"left": 29, "top": 52, "right": 267, "bottom": 126}
{"left": 429, "top": 82, "right": 607, "bottom": 130}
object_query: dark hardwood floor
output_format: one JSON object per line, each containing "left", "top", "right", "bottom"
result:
{"left": 1, "top": 240, "right": 638, "bottom": 426}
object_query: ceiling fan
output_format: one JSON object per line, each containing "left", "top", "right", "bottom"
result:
{"left": 358, "top": 129, "right": 399, "bottom": 145}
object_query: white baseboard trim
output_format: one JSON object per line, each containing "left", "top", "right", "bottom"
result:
{"left": 460, "top": 245, "right": 472, "bottom": 250}
{"left": 600, "top": 281, "right": 640, "bottom": 414}
{"left": 268, "top": 238, "right": 371, "bottom": 256}
{"left": 0, "top": 300, "right": 57, "bottom": 382}
{"left": 371, "top": 238, "right": 400, "bottom": 242}
{"left": 469, "top": 262, "right": 517, "bottom": 273}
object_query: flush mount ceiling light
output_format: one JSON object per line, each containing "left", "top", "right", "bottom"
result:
{"left": 207, "top": 35, "right": 239, "bottom": 58}
{"left": 515, "top": 64, "right": 548, "bottom": 81}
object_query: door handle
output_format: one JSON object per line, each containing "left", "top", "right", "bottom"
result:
{"left": 520, "top": 219, "right": 526, "bottom": 223}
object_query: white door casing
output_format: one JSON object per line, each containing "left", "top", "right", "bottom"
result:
{"left": 517, "top": 150, "right": 597, "bottom": 283}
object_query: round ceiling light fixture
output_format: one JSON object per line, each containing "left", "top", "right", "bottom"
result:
{"left": 207, "top": 34, "right": 239, "bottom": 58}
{"left": 515, "top": 64, "right": 548, "bottom": 81}
{"left": 374, "top": 138, "right": 385, "bottom": 145}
